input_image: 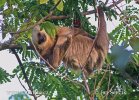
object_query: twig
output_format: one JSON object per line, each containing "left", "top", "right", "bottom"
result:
{"left": 50, "top": 0, "right": 62, "bottom": 11}
{"left": 16, "top": 75, "right": 29, "bottom": 94}
{"left": 105, "top": 65, "right": 112, "bottom": 100}
{"left": 110, "top": 93, "right": 117, "bottom": 100}
{"left": 91, "top": 70, "right": 108, "bottom": 100}
{"left": 11, "top": 49, "right": 37, "bottom": 100}
{"left": 82, "top": 72, "right": 91, "bottom": 96}
{"left": 83, "top": 0, "right": 123, "bottom": 15}
{"left": 112, "top": 0, "right": 122, "bottom": 12}
{"left": 105, "top": 0, "right": 109, "bottom": 5}
{"left": 92, "top": 77, "right": 97, "bottom": 99}
{"left": 108, "top": 0, "right": 124, "bottom": 8}
{"left": 79, "top": 64, "right": 93, "bottom": 100}
{"left": 113, "top": 0, "right": 138, "bottom": 34}
{"left": 96, "top": 70, "right": 107, "bottom": 89}
{"left": 15, "top": 0, "right": 62, "bottom": 34}
{"left": 104, "top": 85, "right": 114, "bottom": 99}
{"left": 32, "top": 42, "right": 56, "bottom": 70}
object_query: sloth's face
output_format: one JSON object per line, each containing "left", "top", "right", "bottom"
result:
{"left": 37, "top": 31, "right": 46, "bottom": 45}
{"left": 32, "top": 25, "right": 47, "bottom": 46}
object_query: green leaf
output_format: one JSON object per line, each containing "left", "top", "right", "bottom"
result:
{"left": 39, "top": 0, "right": 49, "bottom": 4}
{"left": 0, "top": 0, "right": 6, "bottom": 7}
{"left": 42, "top": 21, "right": 56, "bottom": 37}
{"left": 3, "top": 8, "right": 11, "bottom": 15}
{"left": 53, "top": 0, "right": 64, "bottom": 11}
{"left": 8, "top": 92, "right": 31, "bottom": 100}
{"left": 129, "top": 37, "right": 139, "bottom": 52}
{"left": 132, "top": 54, "right": 139, "bottom": 65}
{"left": 133, "top": 23, "right": 139, "bottom": 32}
{"left": 20, "top": 43, "right": 27, "bottom": 60}
{"left": 125, "top": 0, "right": 131, "bottom": 3}
{"left": 0, "top": 67, "right": 11, "bottom": 84}
{"left": 29, "top": 67, "right": 35, "bottom": 83}
{"left": 2, "top": 32, "right": 7, "bottom": 39}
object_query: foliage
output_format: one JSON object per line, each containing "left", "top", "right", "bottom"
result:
{"left": 0, "top": 0, "right": 139, "bottom": 100}
{"left": 9, "top": 91, "right": 31, "bottom": 100}
{"left": 0, "top": 67, "right": 12, "bottom": 84}
{"left": 13, "top": 62, "right": 84, "bottom": 99}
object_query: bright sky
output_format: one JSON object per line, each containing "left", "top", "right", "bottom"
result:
{"left": 0, "top": 0, "right": 138, "bottom": 100}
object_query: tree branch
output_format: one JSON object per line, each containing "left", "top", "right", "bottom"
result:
{"left": 16, "top": 75, "right": 29, "bottom": 94}
{"left": 108, "top": 0, "right": 124, "bottom": 8}
{"left": 0, "top": 42, "right": 34, "bottom": 51}
{"left": 11, "top": 49, "right": 37, "bottom": 100}
{"left": 113, "top": 0, "right": 138, "bottom": 34}
{"left": 78, "top": 63, "right": 93, "bottom": 100}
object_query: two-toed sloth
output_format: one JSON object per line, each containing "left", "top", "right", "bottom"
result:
{"left": 32, "top": 6, "right": 109, "bottom": 75}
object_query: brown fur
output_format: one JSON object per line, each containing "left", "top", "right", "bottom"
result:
{"left": 32, "top": 6, "right": 109, "bottom": 74}
{"left": 135, "top": 0, "right": 139, "bottom": 4}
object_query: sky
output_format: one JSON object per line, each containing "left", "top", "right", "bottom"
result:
{"left": 0, "top": 0, "right": 138, "bottom": 100}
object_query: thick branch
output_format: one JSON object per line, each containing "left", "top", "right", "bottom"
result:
{"left": 0, "top": 37, "right": 35, "bottom": 51}
{"left": 0, "top": 41, "right": 34, "bottom": 51}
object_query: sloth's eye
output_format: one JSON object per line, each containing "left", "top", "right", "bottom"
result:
{"left": 38, "top": 33, "right": 46, "bottom": 44}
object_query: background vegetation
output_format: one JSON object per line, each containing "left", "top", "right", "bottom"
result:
{"left": 0, "top": 0, "right": 139, "bottom": 100}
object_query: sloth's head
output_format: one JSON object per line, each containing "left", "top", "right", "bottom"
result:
{"left": 32, "top": 25, "right": 55, "bottom": 52}
{"left": 32, "top": 25, "right": 48, "bottom": 46}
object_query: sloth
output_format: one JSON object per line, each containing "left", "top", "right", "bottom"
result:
{"left": 32, "top": 6, "right": 109, "bottom": 75}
